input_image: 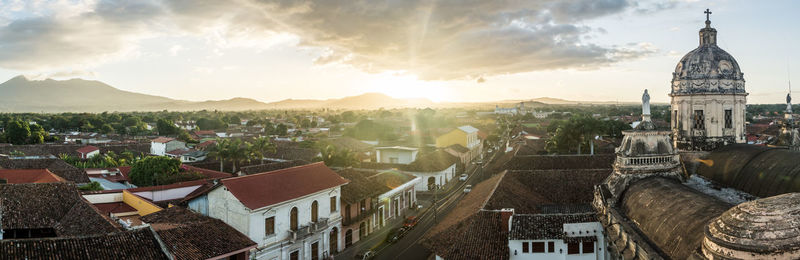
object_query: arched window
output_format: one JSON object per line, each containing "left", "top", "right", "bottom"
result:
{"left": 311, "top": 200, "right": 319, "bottom": 222}
{"left": 290, "top": 207, "right": 298, "bottom": 231}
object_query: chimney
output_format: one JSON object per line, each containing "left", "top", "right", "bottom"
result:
{"left": 500, "top": 208, "right": 514, "bottom": 231}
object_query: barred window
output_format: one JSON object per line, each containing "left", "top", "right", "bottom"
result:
{"left": 725, "top": 109, "right": 732, "bottom": 129}
{"left": 693, "top": 110, "right": 705, "bottom": 130}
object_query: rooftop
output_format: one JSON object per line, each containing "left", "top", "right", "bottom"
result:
{"left": 221, "top": 162, "right": 349, "bottom": 210}
{"left": 509, "top": 212, "right": 597, "bottom": 240}
{"left": 0, "top": 182, "right": 119, "bottom": 237}
{"left": 0, "top": 169, "right": 66, "bottom": 183}
{"left": 141, "top": 207, "right": 257, "bottom": 260}
{"left": 0, "top": 158, "right": 90, "bottom": 183}
{"left": 0, "top": 228, "right": 169, "bottom": 259}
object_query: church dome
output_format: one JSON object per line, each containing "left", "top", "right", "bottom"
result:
{"left": 671, "top": 18, "right": 746, "bottom": 95}
{"left": 703, "top": 193, "right": 800, "bottom": 259}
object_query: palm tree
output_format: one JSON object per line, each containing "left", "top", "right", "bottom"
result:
{"left": 209, "top": 139, "right": 232, "bottom": 172}
{"left": 209, "top": 138, "right": 252, "bottom": 173}
{"left": 250, "top": 136, "right": 276, "bottom": 164}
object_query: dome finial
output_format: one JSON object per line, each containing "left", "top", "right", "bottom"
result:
{"left": 704, "top": 9, "right": 712, "bottom": 28}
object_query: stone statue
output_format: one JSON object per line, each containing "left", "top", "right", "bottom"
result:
{"left": 642, "top": 89, "right": 651, "bottom": 115}
{"left": 787, "top": 93, "right": 793, "bottom": 113}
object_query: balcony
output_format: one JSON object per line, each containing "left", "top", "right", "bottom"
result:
{"left": 289, "top": 218, "right": 330, "bottom": 241}
{"left": 343, "top": 207, "right": 377, "bottom": 226}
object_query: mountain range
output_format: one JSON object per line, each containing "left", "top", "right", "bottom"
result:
{"left": 0, "top": 76, "right": 441, "bottom": 112}
{"left": 0, "top": 76, "right": 634, "bottom": 112}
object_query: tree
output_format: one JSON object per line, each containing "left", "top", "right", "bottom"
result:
{"left": 100, "top": 124, "right": 115, "bottom": 134}
{"left": 317, "top": 145, "right": 358, "bottom": 167}
{"left": 28, "top": 123, "right": 45, "bottom": 144}
{"left": 78, "top": 181, "right": 104, "bottom": 191}
{"left": 157, "top": 119, "right": 179, "bottom": 136}
{"left": 4, "top": 120, "right": 30, "bottom": 145}
{"left": 208, "top": 138, "right": 251, "bottom": 173}
{"left": 250, "top": 136, "right": 276, "bottom": 164}
{"left": 177, "top": 130, "right": 196, "bottom": 143}
{"left": 128, "top": 156, "right": 181, "bottom": 187}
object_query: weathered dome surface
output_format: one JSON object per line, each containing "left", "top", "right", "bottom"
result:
{"left": 671, "top": 24, "right": 745, "bottom": 95}
{"left": 621, "top": 177, "right": 732, "bottom": 259}
{"left": 697, "top": 144, "right": 800, "bottom": 198}
{"left": 703, "top": 193, "right": 800, "bottom": 258}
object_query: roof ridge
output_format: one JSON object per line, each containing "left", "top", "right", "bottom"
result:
{"left": 223, "top": 161, "right": 325, "bottom": 182}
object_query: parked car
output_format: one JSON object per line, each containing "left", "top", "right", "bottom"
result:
{"left": 464, "top": 185, "right": 473, "bottom": 193}
{"left": 355, "top": 250, "right": 374, "bottom": 260}
{"left": 459, "top": 174, "right": 468, "bottom": 181}
{"left": 404, "top": 216, "right": 420, "bottom": 228}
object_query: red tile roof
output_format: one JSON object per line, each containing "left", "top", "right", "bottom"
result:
{"left": 0, "top": 169, "right": 66, "bottom": 183}
{"left": 193, "top": 130, "right": 216, "bottom": 136}
{"left": 196, "top": 140, "right": 216, "bottom": 149}
{"left": 152, "top": 137, "right": 176, "bottom": 143}
{"left": 182, "top": 165, "right": 231, "bottom": 179}
{"left": 94, "top": 202, "right": 138, "bottom": 214}
{"left": 221, "top": 162, "right": 349, "bottom": 210}
{"left": 76, "top": 145, "right": 100, "bottom": 154}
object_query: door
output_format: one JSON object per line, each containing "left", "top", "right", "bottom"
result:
{"left": 311, "top": 242, "right": 319, "bottom": 260}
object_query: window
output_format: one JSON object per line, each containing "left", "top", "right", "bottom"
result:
{"left": 265, "top": 217, "right": 275, "bottom": 236}
{"left": 547, "top": 241, "right": 554, "bottom": 252}
{"left": 330, "top": 196, "right": 337, "bottom": 213}
{"left": 725, "top": 109, "right": 732, "bottom": 129}
{"left": 693, "top": 110, "right": 705, "bottom": 130}
{"left": 567, "top": 243, "right": 580, "bottom": 254}
{"left": 672, "top": 110, "right": 678, "bottom": 128}
{"left": 290, "top": 207, "right": 298, "bottom": 231}
{"left": 290, "top": 251, "right": 299, "bottom": 260}
{"left": 360, "top": 199, "right": 367, "bottom": 214}
{"left": 311, "top": 200, "right": 319, "bottom": 222}
{"left": 582, "top": 241, "right": 594, "bottom": 253}
{"left": 522, "top": 242, "right": 529, "bottom": 253}
{"left": 531, "top": 242, "right": 545, "bottom": 253}
{"left": 311, "top": 242, "right": 319, "bottom": 260}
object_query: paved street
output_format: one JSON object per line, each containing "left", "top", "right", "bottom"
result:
{"left": 338, "top": 147, "right": 501, "bottom": 260}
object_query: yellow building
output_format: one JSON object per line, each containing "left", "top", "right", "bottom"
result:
{"left": 435, "top": 126, "right": 482, "bottom": 164}
{"left": 436, "top": 125, "right": 480, "bottom": 149}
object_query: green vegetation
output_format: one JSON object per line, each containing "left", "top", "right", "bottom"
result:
{"left": 545, "top": 115, "right": 631, "bottom": 154}
{"left": 78, "top": 181, "right": 104, "bottom": 191}
{"left": 128, "top": 156, "right": 204, "bottom": 187}
{"left": 316, "top": 145, "right": 359, "bottom": 167}
{"left": 60, "top": 151, "right": 141, "bottom": 168}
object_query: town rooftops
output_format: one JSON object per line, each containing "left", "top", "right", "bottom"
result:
{"left": 151, "top": 137, "right": 176, "bottom": 143}
{"left": 457, "top": 125, "right": 479, "bottom": 134}
{"left": 0, "top": 228, "right": 170, "bottom": 259}
{"left": 401, "top": 150, "right": 459, "bottom": 173}
{"left": 509, "top": 212, "right": 597, "bottom": 240}
{"left": 75, "top": 145, "right": 99, "bottom": 154}
{"left": 0, "top": 182, "right": 119, "bottom": 237}
{"left": 0, "top": 158, "right": 90, "bottom": 183}
{"left": 141, "top": 207, "right": 257, "bottom": 260}
{"left": 220, "top": 162, "right": 349, "bottom": 210}
{"left": 0, "top": 169, "right": 66, "bottom": 183}
{"left": 239, "top": 160, "right": 311, "bottom": 175}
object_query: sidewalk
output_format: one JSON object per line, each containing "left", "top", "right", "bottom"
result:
{"left": 334, "top": 202, "right": 428, "bottom": 260}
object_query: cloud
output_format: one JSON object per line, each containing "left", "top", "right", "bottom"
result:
{"left": 0, "top": 0, "right": 665, "bottom": 80}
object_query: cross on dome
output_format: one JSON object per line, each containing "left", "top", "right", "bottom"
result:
{"left": 704, "top": 9, "right": 712, "bottom": 27}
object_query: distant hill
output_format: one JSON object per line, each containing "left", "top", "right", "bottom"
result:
{"left": 0, "top": 76, "right": 437, "bottom": 112}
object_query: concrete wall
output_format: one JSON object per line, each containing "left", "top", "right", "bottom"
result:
{"left": 376, "top": 149, "right": 417, "bottom": 164}
{"left": 208, "top": 186, "right": 344, "bottom": 260}
{"left": 407, "top": 164, "right": 457, "bottom": 191}
{"left": 123, "top": 190, "right": 162, "bottom": 216}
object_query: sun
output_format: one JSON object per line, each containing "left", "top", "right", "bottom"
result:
{"left": 366, "top": 73, "right": 448, "bottom": 102}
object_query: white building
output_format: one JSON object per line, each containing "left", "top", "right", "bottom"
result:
{"left": 150, "top": 137, "right": 186, "bottom": 156}
{"left": 76, "top": 145, "right": 100, "bottom": 159}
{"left": 508, "top": 211, "right": 608, "bottom": 260}
{"left": 204, "top": 162, "right": 349, "bottom": 260}
{"left": 670, "top": 15, "right": 747, "bottom": 150}
{"left": 375, "top": 146, "right": 418, "bottom": 164}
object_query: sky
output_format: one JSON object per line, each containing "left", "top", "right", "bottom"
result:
{"left": 0, "top": 0, "right": 797, "bottom": 104}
